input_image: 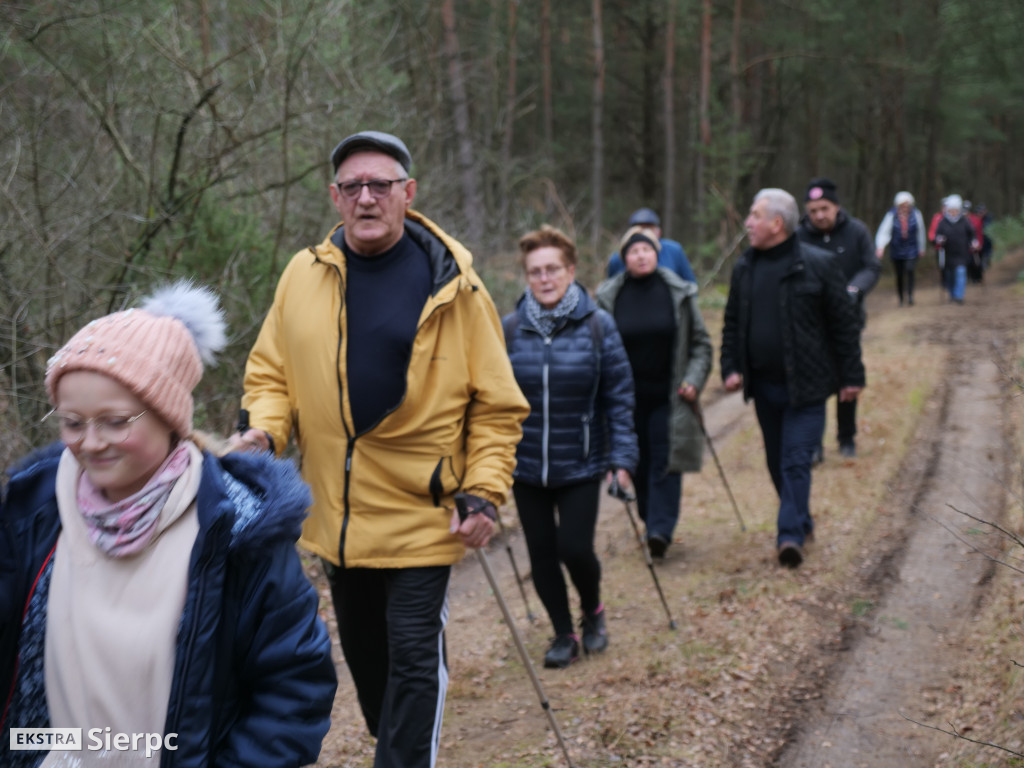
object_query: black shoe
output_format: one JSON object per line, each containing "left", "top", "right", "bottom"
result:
{"left": 908, "top": 295, "right": 914, "bottom": 306}
{"left": 839, "top": 441, "right": 856, "bottom": 458}
{"left": 580, "top": 605, "right": 609, "bottom": 655}
{"left": 778, "top": 541, "right": 804, "bottom": 569}
{"left": 543, "top": 634, "right": 580, "bottom": 669}
{"left": 647, "top": 533, "right": 669, "bottom": 559}
{"left": 811, "top": 446, "right": 824, "bottom": 466}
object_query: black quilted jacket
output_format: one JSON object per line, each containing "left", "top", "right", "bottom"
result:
{"left": 720, "top": 236, "right": 866, "bottom": 407}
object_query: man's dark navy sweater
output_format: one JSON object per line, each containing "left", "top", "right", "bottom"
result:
{"left": 340, "top": 232, "right": 432, "bottom": 434}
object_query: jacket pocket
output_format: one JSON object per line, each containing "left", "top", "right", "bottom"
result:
{"left": 430, "top": 456, "right": 464, "bottom": 507}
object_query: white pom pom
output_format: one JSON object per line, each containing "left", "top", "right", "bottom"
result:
{"left": 141, "top": 280, "right": 227, "bottom": 366}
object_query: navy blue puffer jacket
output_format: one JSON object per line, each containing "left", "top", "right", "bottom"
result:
{"left": 504, "top": 287, "right": 639, "bottom": 487}
{"left": 0, "top": 445, "right": 337, "bottom": 768}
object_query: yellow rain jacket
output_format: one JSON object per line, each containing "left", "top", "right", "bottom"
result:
{"left": 242, "top": 210, "right": 528, "bottom": 568}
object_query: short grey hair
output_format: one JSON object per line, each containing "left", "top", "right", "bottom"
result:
{"left": 754, "top": 188, "right": 799, "bottom": 235}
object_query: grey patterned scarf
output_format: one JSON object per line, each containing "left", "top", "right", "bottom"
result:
{"left": 525, "top": 281, "right": 581, "bottom": 338}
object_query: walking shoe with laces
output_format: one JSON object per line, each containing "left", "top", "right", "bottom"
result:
{"left": 543, "top": 633, "right": 580, "bottom": 669}
{"left": 580, "top": 604, "right": 609, "bottom": 655}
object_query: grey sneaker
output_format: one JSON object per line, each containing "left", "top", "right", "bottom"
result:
{"left": 543, "top": 633, "right": 580, "bottom": 668}
{"left": 580, "top": 605, "right": 608, "bottom": 655}
{"left": 839, "top": 441, "right": 856, "bottom": 458}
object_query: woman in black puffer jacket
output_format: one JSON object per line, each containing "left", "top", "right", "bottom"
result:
{"left": 503, "top": 225, "right": 639, "bottom": 670}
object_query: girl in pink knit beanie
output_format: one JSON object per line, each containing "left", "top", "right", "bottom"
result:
{"left": 43, "top": 281, "right": 226, "bottom": 515}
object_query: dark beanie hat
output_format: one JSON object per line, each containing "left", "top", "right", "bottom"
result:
{"left": 805, "top": 177, "right": 839, "bottom": 204}
{"left": 619, "top": 226, "right": 661, "bottom": 258}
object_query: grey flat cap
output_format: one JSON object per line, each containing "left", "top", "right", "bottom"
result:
{"left": 331, "top": 131, "right": 412, "bottom": 174}
{"left": 628, "top": 207, "right": 660, "bottom": 226}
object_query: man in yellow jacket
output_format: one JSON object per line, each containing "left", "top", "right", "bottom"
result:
{"left": 234, "top": 131, "right": 529, "bottom": 768}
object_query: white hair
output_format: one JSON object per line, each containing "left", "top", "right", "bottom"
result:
{"left": 754, "top": 188, "right": 799, "bottom": 235}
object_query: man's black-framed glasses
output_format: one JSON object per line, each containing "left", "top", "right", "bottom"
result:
{"left": 335, "top": 178, "right": 408, "bottom": 200}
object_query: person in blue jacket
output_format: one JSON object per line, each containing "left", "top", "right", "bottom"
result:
{"left": 606, "top": 207, "right": 697, "bottom": 285}
{"left": 504, "top": 225, "right": 639, "bottom": 670}
{"left": 0, "top": 282, "right": 336, "bottom": 767}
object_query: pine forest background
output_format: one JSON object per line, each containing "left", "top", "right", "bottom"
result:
{"left": 3, "top": 0, "right": 1024, "bottom": 460}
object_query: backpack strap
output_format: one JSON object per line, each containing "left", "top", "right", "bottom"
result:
{"left": 501, "top": 313, "right": 520, "bottom": 353}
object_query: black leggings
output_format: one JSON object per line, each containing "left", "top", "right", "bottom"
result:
{"left": 513, "top": 479, "right": 602, "bottom": 636}
{"left": 893, "top": 258, "right": 916, "bottom": 301}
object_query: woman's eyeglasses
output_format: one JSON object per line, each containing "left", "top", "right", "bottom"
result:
{"left": 526, "top": 265, "right": 566, "bottom": 281}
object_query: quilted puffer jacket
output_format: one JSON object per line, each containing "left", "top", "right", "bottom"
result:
{"left": 504, "top": 287, "right": 639, "bottom": 488}
{"left": 0, "top": 445, "right": 337, "bottom": 768}
{"left": 721, "top": 236, "right": 865, "bottom": 406}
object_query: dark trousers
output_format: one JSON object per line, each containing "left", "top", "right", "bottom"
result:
{"left": 324, "top": 564, "right": 450, "bottom": 768}
{"left": 513, "top": 479, "right": 602, "bottom": 637}
{"left": 634, "top": 400, "right": 683, "bottom": 540}
{"left": 751, "top": 378, "right": 825, "bottom": 547}
{"left": 893, "top": 258, "right": 916, "bottom": 302}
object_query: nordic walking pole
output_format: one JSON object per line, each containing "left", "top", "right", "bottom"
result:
{"left": 494, "top": 513, "right": 537, "bottom": 623}
{"left": 689, "top": 400, "right": 747, "bottom": 532}
{"left": 455, "top": 495, "right": 575, "bottom": 768}
{"left": 607, "top": 479, "right": 678, "bottom": 630}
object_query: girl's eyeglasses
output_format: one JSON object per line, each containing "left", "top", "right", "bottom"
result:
{"left": 42, "top": 409, "right": 148, "bottom": 445}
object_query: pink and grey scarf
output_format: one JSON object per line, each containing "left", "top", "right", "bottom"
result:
{"left": 77, "top": 442, "right": 192, "bottom": 557}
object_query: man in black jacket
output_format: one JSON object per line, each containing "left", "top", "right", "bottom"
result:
{"left": 797, "top": 177, "right": 879, "bottom": 460}
{"left": 721, "top": 188, "right": 865, "bottom": 568}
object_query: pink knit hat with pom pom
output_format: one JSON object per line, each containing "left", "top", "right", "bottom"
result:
{"left": 45, "top": 281, "right": 227, "bottom": 438}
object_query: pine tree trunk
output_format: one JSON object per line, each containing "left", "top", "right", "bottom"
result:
{"left": 440, "top": 0, "right": 485, "bottom": 246}
{"left": 499, "top": 0, "right": 519, "bottom": 237}
{"left": 590, "top": 0, "right": 605, "bottom": 258}
{"left": 662, "top": 0, "right": 677, "bottom": 237}
{"left": 696, "top": 0, "right": 712, "bottom": 249}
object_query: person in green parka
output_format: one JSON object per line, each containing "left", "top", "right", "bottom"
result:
{"left": 595, "top": 227, "right": 713, "bottom": 559}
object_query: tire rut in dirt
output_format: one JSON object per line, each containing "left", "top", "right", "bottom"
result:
{"left": 774, "top": 324, "right": 1012, "bottom": 766}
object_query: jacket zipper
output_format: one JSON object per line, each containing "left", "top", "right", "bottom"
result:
{"left": 340, "top": 437, "right": 355, "bottom": 563}
{"left": 323, "top": 259, "right": 355, "bottom": 567}
{"left": 165, "top": 548, "right": 214, "bottom": 757}
{"left": 541, "top": 336, "right": 552, "bottom": 487}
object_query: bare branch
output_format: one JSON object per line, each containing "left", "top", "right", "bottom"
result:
{"left": 900, "top": 713, "right": 1024, "bottom": 758}
{"left": 923, "top": 505, "right": 1024, "bottom": 577}
{"left": 23, "top": 41, "right": 147, "bottom": 184}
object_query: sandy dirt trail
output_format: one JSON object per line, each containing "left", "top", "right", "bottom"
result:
{"left": 779, "top": 355, "right": 1008, "bottom": 767}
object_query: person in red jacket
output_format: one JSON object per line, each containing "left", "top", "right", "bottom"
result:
{"left": 966, "top": 202, "right": 986, "bottom": 283}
